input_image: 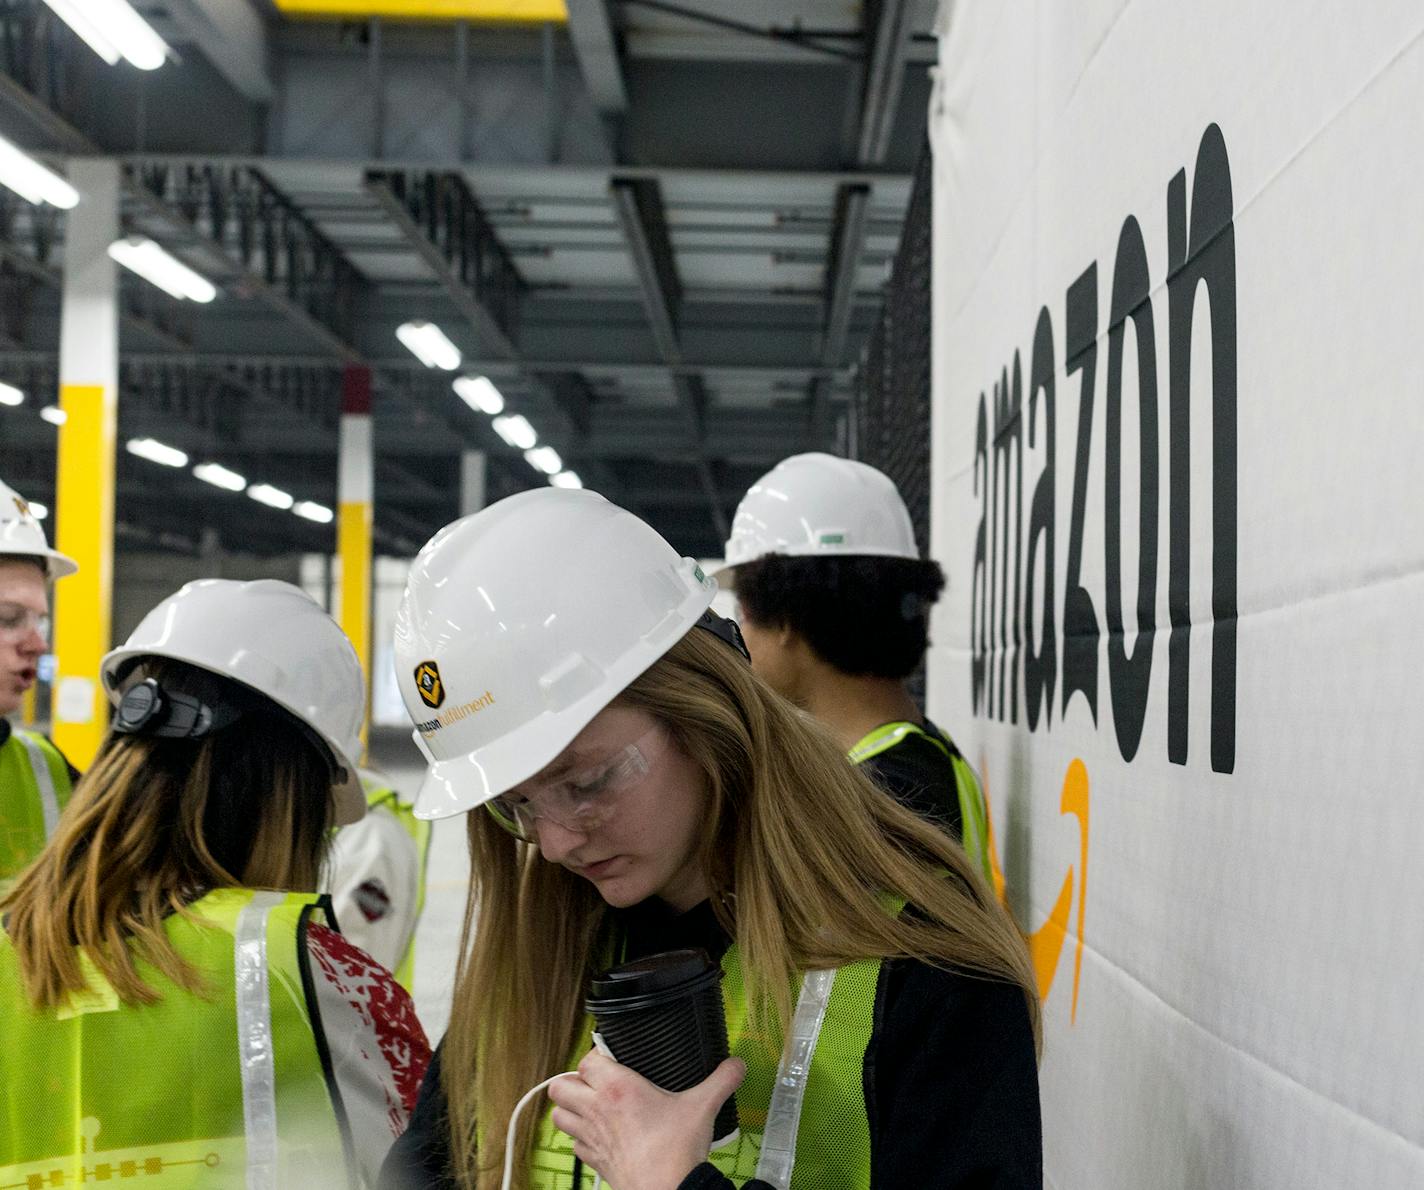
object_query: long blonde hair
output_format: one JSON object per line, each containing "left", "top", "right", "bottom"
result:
{"left": 2, "top": 659, "right": 336, "bottom": 1010}
{"left": 445, "top": 628, "right": 1039, "bottom": 1190}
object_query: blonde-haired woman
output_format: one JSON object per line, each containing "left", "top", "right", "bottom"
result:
{"left": 382, "top": 491, "right": 1039, "bottom": 1190}
{"left": 0, "top": 580, "right": 430, "bottom": 1188}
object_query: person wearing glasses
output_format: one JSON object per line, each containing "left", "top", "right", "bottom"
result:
{"left": 721, "top": 453, "right": 993, "bottom": 882}
{"left": 0, "top": 479, "right": 79, "bottom": 889}
{"left": 380, "top": 489, "right": 1040, "bottom": 1190}
{"left": 0, "top": 579, "right": 430, "bottom": 1187}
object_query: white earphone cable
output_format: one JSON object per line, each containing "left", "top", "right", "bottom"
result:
{"left": 501, "top": 1072, "right": 603, "bottom": 1190}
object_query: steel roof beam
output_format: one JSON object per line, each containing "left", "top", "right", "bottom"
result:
{"left": 609, "top": 176, "right": 683, "bottom": 363}
{"left": 857, "top": 0, "right": 916, "bottom": 166}
{"left": 122, "top": 162, "right": 368, "bottom": 364}
{"left": 0, "top": 49, "right": 368, "bottom": 360}
{"left": 363, "top": 169, "right": 525, "bottom": 359}
{"left": 812, "top": 181, "right": 870, "bottom": 441}
{"left": 609, "top": 173, "right": 733, "bottom": 540}
{"left": 156, "top": 0, "right": 274, "bottom": 103}
{"left": 565, "top": 0, "right": 628, "bottom": 114}
{"left": 822, "top": 183, "right": 871, "bottom": 368}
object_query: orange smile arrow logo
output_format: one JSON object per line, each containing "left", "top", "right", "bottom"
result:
{"left": 982, "top": 757, "right": 1090, "bottom": 1022}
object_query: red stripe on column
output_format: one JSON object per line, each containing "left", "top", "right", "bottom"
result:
{"left": 341, "top": 365, "right": 373, "bottom": 415}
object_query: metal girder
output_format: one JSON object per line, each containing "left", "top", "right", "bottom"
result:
{"left": 822, "top": 183, "right": 871, "bottom": 368}
{"left": 0, "top": 22, "right": 90, "bottom": 154}
{"left": 565, "top": 0, "right": 628, "bottom": 114}
{"left": 123, "top": 162, "right": 367, "bottom": 362}
{"left": 156, "top": 0, "right": 275, "bottom": 102}
{"left": 0, "top": 58, "right": 369, "bottom": 362}
{"left": 608, "top": 174, "right": 736, "bottom": 541}
{"left": 0, "top": 196, "right": 195, "bottom": 350}
{"left": 813, "top": 181, "right": 870, "bottom": 437}
{"left": 537, "top": 370, "right": 596, "bottom": 438}
{"left": 857, "top": 0, "right": 915, "bottom": 166}
{"left": 619, "top": 0, "right": 862, "bottom": 63}
{"left": 364, "top": 169, "right": 525, "bottom": 358}
{"left": 609, "top": 176, "right": 682, "bottom": 363}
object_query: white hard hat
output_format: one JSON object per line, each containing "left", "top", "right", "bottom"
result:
{"left": 0, "top": 477, "right": 76, "bottom": 579}
{"left": 394, "top": 488, "right": 716, "bottom": 820}
{"left": 102, "top": 579, "right": 368, "bottom": 825}
{"left": 722, "top": 452, "right": 919, "bottom": 568}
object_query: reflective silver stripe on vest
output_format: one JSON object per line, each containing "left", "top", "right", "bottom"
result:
{"left": 235, "top": 891, "right": 285, "bottom": 1190}
{"left": 754, "top": 967, "right": 837, "bottom": 1190}
{"left": 16, "top": 732, "right": 60, "bottom": 839}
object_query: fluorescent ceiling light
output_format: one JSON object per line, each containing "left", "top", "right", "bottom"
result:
{"left": 453, "top": 375, "right": 505, "bottom": 415}
{"left": 126, "top": 437, "right": 188, "bottom": 468}
{"left": 0, "top": 383, "right": 22, "bottom": 407}
{"left": 492, "top": 414, "right": 537, "bottom": 450}
{"left": 248, "top": 483, "right": 294, "bottom": 511}
{"left": 396, "top": 320, "right": 461, "bottom": 371}
{"left": 107, "top": 237, "right": 217, "bottom": 303}
{"left": 40, "top": 406, "right": 66, "bottom": 425}
{"left": 524, "top": 445, "right": 562, "bottom": 475}
{"left": 293, "top": 500, "right": 334, "bottom": 524}
{"left": 550, "top": 471, "right": 583, "bottom": 490}
{"left": 28, "top": 502, "right": 47, "bottom": 520}
{"left": 193, "top": 462, "right": 246, "bottom": 492}
{"left": 42, "top": 0, "right": 168, "bottom": 70}
{"left": 0, "top": 135, "right": 79, "bottom": 209}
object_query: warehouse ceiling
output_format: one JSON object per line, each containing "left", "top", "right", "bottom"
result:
{"left": 0, "top": 0, "right": 933, "bottom": 559}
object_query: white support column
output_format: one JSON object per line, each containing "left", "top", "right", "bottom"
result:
{"left": 52, "top": 159, "right": 119, "bottom": 769}
{"left": 460, "top": 450, "right": 487, "bottom": 518}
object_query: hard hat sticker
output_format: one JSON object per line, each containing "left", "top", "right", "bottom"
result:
{"left": 414, "top": 660, "right": 445, "bottom": 709}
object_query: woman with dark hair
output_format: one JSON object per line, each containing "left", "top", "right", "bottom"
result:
{"left": 0, "top": 579, "right": 430, "bottom": 1188}
{"left": 380, "top": 489, "right": 1039, "bottom": 1190}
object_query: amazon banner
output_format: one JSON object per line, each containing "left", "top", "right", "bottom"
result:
{"left": 926, "top": 3, "right": 1424, "bottom": 1187}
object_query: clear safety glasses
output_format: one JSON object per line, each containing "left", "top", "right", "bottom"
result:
{"left": 488, "top": 724, "right": 667, "bottom": 842}
{"left": 0, "top": 602, "right": 49, "bottom": 641}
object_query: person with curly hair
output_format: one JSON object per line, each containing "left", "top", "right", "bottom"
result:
{"left": 724, "top": 453, "right": 991, "bottom": 878}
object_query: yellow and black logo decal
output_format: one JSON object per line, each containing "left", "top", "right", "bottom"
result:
{"left": 12, "top": 496, "right": 29, "bottom": 519}
{"left": 414, "top": 660, "right": 445, "bottom": 709}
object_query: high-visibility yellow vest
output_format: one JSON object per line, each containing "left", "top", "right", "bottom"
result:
{"left": 363, "top": 781, "right": 432, "bottom": 991}
{"left": 849, "top": 720, "right": 993, "bottom": 884}
{"left": 0, "top": 888, "right": 356, "bottom": 1189}
{"left": 0, "top": 728, "right": 73, "bottom": 886}
{"left": 528, "top": 945, "right": 886, "bottom": 1189}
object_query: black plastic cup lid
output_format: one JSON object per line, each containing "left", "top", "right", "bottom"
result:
{"left": 586, "top": 948, "right": 721, "bottom": 1014}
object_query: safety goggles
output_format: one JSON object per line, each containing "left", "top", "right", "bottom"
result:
{"left": 0, "top": 602, "right": 49, "bottom": 641}
{"left": 487, "top": 724, "right": 667, "bottom": 842}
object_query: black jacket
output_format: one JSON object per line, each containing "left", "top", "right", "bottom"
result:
{"left": 380, "top": 899, "right": 1040, "bottom": 1190}
{"left": 859, "top": 718, "right": 970, "bottom": 840}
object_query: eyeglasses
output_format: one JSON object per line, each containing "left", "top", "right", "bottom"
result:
{"left": 488, "top": 724, "right": 666, "bottom": 842}
{"left": 0, "top": 602, "right": 49, "bottom": 641}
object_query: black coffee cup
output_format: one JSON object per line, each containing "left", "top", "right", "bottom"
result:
{"left": 585, "top": 948, "right": 739, "bottom": 1145}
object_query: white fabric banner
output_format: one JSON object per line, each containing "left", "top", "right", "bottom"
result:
{"left": 927, "top": 4, "right": 1424, "bottom": 1187}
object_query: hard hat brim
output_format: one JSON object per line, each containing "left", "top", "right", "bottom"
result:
{"left": 408, "top": 586, "right": 718, "bottom": 821}
{"left": 44, "top": 550, "right": 79, "bottom": 579}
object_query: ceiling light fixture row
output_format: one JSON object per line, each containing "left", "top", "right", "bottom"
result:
{"left": 0, "top": 384, "right": 67, "bottom": 428}
{"left": 124, "top": 440, "right": 334, "bottom": 525}
{"left": 418, "top": 327, "right": 583, "bottom": 491}
{"left": 41, "top": 0, "right": 168, "bottom": 71}
{"left": 108, "top": 237, "right": 217, "bottom": 303}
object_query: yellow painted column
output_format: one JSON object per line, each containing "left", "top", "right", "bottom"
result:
{"left": 51, "top": 160, "right": 119, "bottom": 768}
{"left": 338, "top": 365, "right": 374, "bottom": 755}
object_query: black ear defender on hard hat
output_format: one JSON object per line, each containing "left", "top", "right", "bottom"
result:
{"left": 695, "top": 608, "right": 751, "bottom": 663}
{"left": 113, "top": 678, "right": 242, "bottom": 740}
